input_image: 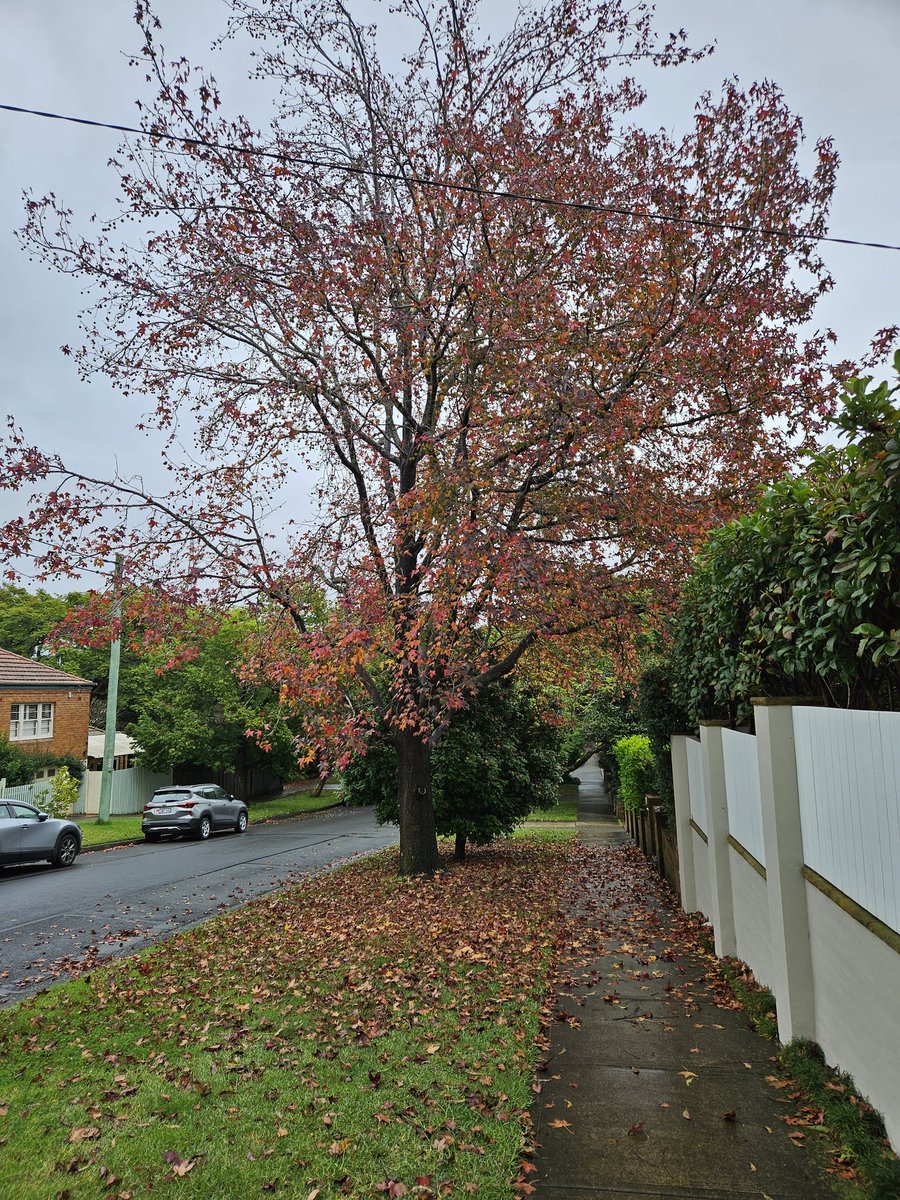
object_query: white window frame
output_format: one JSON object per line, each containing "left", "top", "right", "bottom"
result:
{"left": 9, "top": 701, "right": 54, "bottom": 741}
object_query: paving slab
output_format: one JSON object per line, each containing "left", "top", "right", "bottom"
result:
{"left": 529, "top": 761, "right": 852, "bottom": 1199}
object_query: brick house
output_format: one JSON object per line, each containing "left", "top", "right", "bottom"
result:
{"left": 0, "top": 647, "right": 94, "bottom": 762}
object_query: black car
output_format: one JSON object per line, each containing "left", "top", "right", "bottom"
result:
{"left": 142, "top": 784, "right": 249, "bottom": 842}
{"left": 0, "top": 801, "right": 82, "bottom": 867}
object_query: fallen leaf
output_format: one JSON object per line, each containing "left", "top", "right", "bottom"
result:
{"left": 721, "top": 1110, "right": 737, "bottom": 1122}
{"left": 626, "top": 1122, "right": 644, "bottom": 1136}
{"left": 68, "top": 1127, "right": 100, "bottom": 1143}
{"left": 682, "top": 1109, "right": 691, "bottom": 1120}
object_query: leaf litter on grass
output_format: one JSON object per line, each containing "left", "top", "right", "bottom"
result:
{"left": 0, "top": 837, "right": 572, "bottom": 1199}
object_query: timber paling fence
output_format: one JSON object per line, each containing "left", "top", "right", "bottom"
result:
{"left": 671, "top": 701, "right": 900, "bottom": 1150}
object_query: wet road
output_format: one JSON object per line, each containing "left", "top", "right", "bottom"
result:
{"left": 0, "top": 804, "right": 398, "bottom": 1005}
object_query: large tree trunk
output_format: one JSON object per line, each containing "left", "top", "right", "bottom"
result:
{"left": 395, "top": 729, "right": 440, "bottom": 876}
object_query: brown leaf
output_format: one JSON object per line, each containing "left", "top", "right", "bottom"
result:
{"left": 626, "top": 1122, "right": 644, "bottom": 1136}
{"left": 68, "top": 1127, "right": 100, "bottom": 1143}
{"left": 721, "top": 1110, "right": 737, "bottom": 1122}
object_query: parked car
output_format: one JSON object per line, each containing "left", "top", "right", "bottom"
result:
{"left": 0, "top": 801, "right": 82, "bottom": 868}
{"left": 142, "top": 784, "right": 249, "bottom": 842}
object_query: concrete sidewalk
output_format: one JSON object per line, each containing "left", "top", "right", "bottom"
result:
{"left": 529, "top": 762, "right": 853, "bottom": 1199}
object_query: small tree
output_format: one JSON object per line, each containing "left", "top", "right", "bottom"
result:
{"left": 344, "top": 681, "right": 562, "bottom": 859}
{"left": 45, "top": 766, "right": 81, "bottom": 819}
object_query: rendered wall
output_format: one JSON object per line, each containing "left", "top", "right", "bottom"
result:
{"left": 806, "top": 882, "right": 900, "bottom": 1150}
{"left": 729, "top": 848, "right": 774, "bottom": 990}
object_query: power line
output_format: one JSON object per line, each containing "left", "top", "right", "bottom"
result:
{"left": 2, "top": 100, "right": 900, "bottom": 253}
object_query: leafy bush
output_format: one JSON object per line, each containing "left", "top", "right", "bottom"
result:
{"left": 46, "top": 766, "right": 81, "bottom": 818}
{"left": 612, "top": 734, "right": 654, "bottom": 812}
{"left": 671, "top": 359, "right": 900, "bottom": 725}
{"left": 0, "top": 737, "right": 83, "bottom": 788}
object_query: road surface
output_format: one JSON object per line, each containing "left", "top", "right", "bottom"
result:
{"left": 0, "top": 804, "right": 398, "bottom": 1005}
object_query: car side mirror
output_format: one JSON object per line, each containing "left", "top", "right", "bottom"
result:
{"left": 37, "top": 811, "right": 50, "bottom": 822}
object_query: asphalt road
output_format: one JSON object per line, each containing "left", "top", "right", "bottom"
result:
{"left": 0, "top": 804, "right": 399, "bottom": 1006}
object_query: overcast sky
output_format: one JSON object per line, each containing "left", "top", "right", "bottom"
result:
{"left": 1, "top": 0, "right": 899, "bottom": 585}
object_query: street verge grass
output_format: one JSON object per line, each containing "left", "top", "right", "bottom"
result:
{"left": 0, "top": 836, "right": 571, "bottom": 1199}
{"left": 76, "top": 791, "right": 340, "bottom": 848}
{"left": 522, "top": 797, "right": 577, "bottom": 823}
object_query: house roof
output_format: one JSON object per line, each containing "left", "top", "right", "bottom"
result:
{"left": 88, "top": 728, "right": 137, "bottom": 758}
{"left": 0, "top": 647, "right": 94, "bottom": 690}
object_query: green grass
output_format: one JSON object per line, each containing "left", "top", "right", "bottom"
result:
{"left": 523, "top": 797, "right": 578, "bottom": 823}
{"left": 0, "top": 837, "right": 571, "bottom": 1199}
{"left": 512, "top": 826, "right": 576, "bottom": 842}
{"left": 76, "top": 791, "right": 341, "bottom": 847}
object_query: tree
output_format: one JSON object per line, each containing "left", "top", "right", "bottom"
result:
{"left": 343, "top": 680, "right": 563, "bottom": 859}
{"left": 128, "top": 610, "right": 300, "bottom": 795}
{"left": 0, "top": 585, "right": 73, "bottom": 660}
{"left": 670, "top": 355, "right": 900, "bottom": 725}
{"left": 2, "top": 0, "right": 842, "bottom": 873}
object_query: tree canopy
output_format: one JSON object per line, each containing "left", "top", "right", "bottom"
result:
{"left": 1, "top": 0, "right": 843, "bottom": 872}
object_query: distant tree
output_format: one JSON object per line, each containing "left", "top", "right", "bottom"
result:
{"left": 344, "top": 681, "right": 562, "bottom": 858}
{"left": 128, "top": 610, "right": 300, "bottom": 795}
{"left": 2, "top": 0, "right": 845, "bottom": 873}
{"left": 0, "top": 585, "right": 72, "bottom": 659}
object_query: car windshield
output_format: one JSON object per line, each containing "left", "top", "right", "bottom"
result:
{"left": 153, "top": 792, "right": 191, "bottom": 804}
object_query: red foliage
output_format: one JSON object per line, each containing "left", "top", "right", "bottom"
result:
{"left": 0, "top": 1, "right": 847, "bottom": 869}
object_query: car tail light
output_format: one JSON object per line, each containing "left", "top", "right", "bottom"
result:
{"left": 180, "top": 800, "right": 197, "bottom": 809}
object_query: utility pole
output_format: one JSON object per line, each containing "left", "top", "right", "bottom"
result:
{"left": 97, "top": 555, "right": 123, "bottom": 825}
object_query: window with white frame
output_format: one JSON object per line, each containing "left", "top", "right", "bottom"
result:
{"left": 9, "top": 701, "right": 54, "bottom": 740}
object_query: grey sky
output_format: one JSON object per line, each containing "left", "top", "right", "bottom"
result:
{"left": 1, "top": 1, "right": 898, "bottom": 584}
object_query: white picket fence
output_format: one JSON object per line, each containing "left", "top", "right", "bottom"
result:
{"left": 0, "top": 779, "right": 56, "bottom": 807}
{"left": 671, "top": 702, "right": 900, "bottom": 1151}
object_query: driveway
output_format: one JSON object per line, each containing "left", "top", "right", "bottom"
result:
{"left": 0, "top": 805, "right": 398, "bottom": 1005}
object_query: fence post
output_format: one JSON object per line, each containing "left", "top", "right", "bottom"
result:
{"left": 754, "top": 699, "right": 816, "bottom": 1043}
{"left": 670, "top": 736, "right": 696, "bottom": 912}
{"left": 700, "top": 722, "right": 736, "bottom": 957}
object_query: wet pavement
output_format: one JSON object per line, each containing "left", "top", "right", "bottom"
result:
{"left": 529, "top": 759, "right": 853, "bottom": 1198}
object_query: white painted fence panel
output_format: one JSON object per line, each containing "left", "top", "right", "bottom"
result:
{"left": 722, "top": 728, "right": 765, "bottom": 867}
{"left": 74, "top": 766, "right": 173, "bottom": 816}
{"left": 0, "top": 779, "right": 56, "bottom": 807}
{"left": 685, "top": 736, "right": 708, "bottom": 835}
{"left": 794, "top": 706, "right": 900, "bottom": 933}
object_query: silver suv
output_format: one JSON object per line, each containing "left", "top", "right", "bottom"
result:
{"left": 142, "top": 784, "right": 249, "bottom": 842}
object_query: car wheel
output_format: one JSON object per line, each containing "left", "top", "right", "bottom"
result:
{"left": 144, "top": 831, "right": 161, "bottom": 843}
{"left": 53, "top": 831, "right": 79, "bottom": 868}
{"left": 234, "top": 810, "right": 248, "bottom": 834}
{"left": 195, "top": 814, "right": 212, "bottom": 841}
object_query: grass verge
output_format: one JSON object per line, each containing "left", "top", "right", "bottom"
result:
{"left": 522, "top": 797, "right": 577, "bottom": 823}
{"left": 76, "top": 791, "right": 340, "bottom": 848}
{"left": 0, "top": 836, "right": 571, "bottom": 1199}
{"left": 715, "top": 953, "right": 900, "bottom": 1198}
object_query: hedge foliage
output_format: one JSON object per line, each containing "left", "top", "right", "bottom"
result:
{"left": 670, "top": 359, "right": 900, "bottom": 727}
{"left": 612, "top": 734, "right": 655, "bottom": 812}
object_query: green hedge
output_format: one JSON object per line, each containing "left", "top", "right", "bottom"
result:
{"left": 612, "top": 734, "right": 654, "bottom": 812}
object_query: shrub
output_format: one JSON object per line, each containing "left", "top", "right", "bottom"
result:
{"left": 45, "top": 766, "right": 80, "bottom": 818}
{"left": 612, "top": 734, "right": 654, "bottom": 812}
